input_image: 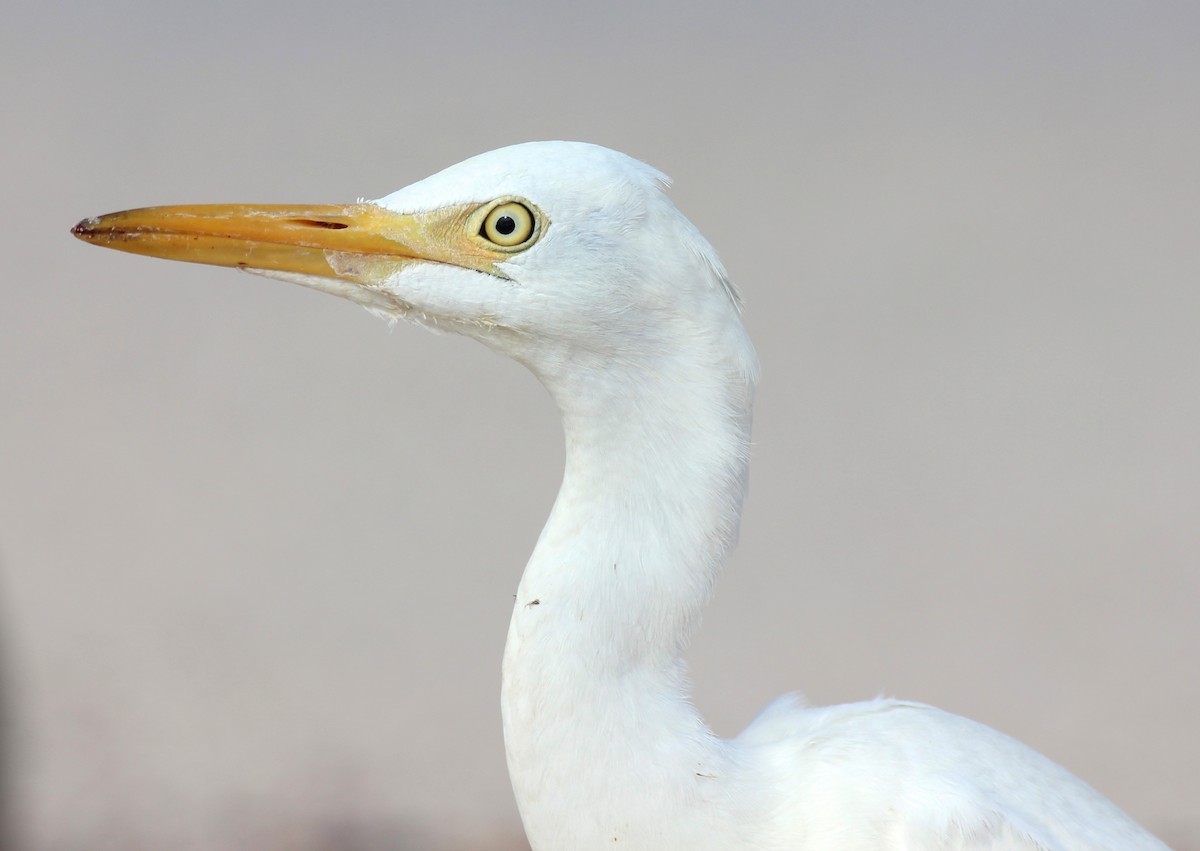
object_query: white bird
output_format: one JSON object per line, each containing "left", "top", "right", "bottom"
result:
{"left": 74, "top": 142, "right": 1169, "bottom": 851}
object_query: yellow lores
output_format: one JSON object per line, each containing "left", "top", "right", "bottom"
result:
{"left": 72, "top": 198, "right": 545, "bottom": 284}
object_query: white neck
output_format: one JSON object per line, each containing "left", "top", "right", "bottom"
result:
{"left": 499, "top": 319, "right": 758, "bottom": 851}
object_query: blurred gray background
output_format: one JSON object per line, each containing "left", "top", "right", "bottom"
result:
{"left": 2, "top": 2, "right": 1197, "bottom": 849}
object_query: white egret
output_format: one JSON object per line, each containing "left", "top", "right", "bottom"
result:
{"left": 74, "top": 142, "right": 1169, "bottom": 850}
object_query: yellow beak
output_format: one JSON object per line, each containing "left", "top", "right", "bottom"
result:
{"left": 71, "top": 203, "right": 438, "bottom": 284}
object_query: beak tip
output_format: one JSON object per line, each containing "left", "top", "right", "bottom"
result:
{"left": 71, "top": 217, "right": 99, "bottom": 239}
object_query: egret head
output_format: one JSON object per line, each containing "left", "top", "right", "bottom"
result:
{"left": 73, "top": 142, "right": 752, "bottom": 384}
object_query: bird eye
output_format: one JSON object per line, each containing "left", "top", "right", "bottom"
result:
{"left": 480, "top": 202, "right": 535, "bottom": 247}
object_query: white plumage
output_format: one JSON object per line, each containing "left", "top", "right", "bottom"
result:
{"left": 74, "top": 141, "right": 1169, "bottom": 850}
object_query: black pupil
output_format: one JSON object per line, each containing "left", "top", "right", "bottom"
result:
{"left": 495, "top": 215, "right": 516, "bottom": 236}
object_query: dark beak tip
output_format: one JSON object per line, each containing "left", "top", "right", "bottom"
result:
{"left": 71, "top": 218, "right": 98, "bottom": 238}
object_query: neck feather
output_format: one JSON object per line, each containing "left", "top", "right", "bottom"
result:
{"left": 499, "top": 315, "right": 757, "bottom": 850}
{"left": 516, "top": 317, "right": 755, "bottom": 660}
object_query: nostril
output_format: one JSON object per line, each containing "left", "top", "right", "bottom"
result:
{"left": 291, "top": 219, "right": 349, "bottom": 229}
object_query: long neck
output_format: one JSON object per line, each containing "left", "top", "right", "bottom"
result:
{"left": 500, "top": 321, "right": 757, "bottom": 851}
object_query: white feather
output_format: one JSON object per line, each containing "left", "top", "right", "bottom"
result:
{"left": 263, "top": 142, "right": 1170, "bottom": 850}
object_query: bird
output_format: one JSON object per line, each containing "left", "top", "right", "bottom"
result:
{"left": 73, "top": 141, "right": 1170, "bottom": 851}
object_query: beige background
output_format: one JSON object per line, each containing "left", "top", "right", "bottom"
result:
{"left": 2, "top": 3, "right": 1198, "bottom": 849}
